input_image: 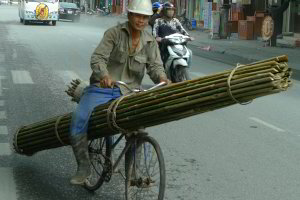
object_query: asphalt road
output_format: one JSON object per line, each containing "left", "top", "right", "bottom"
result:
{"left": 1, "top": 5, "right": 300, "bottom": 200}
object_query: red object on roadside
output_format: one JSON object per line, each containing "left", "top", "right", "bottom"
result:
{"left": 238, "top": 20, "right": 254, "bottom": 40}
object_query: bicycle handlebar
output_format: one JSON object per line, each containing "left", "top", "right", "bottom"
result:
{"left": 114, "top": 81, "right": 166, "bottom": 92}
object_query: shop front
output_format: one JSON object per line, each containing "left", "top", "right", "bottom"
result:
{"left": 294, "top": 0, "right": 300, "bottom": 33}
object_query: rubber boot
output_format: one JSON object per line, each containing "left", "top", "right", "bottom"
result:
{"left": 70, "top": 134, "right": 91, "bottom": 185}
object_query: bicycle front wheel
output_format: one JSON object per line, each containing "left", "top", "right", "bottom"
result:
{"left": 125, "top": 136, "right": 166, "bottom": 200}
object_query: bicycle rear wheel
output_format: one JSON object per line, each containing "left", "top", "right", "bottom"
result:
{"left": 84, "top": 137, "right": 112, "bottom": 191}
{"left": 125, "top": 136, "right": 166, "bottom": 200}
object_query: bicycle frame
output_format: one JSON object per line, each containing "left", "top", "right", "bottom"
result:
{"left": 109, "top": 131, "right": 146, "bottom": 174}
{"left": 83, "top": 81, "right": 167, "bottom": 199}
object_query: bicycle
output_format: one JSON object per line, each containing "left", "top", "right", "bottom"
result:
{"left": 179, "top": 9, "right": 193, "bottom": 31}
{"left": 83, "top": 81, "right": 166, "bottom": 200}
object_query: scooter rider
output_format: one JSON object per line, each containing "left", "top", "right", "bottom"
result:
{"left": 153, "top": 2, "right": 193, "bottom": 66}
{"left": 69, "top": 0, "right": 170, "bottom": 186}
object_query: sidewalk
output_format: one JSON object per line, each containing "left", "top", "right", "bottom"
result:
{"left": 187, "top": 29, "right": 300, "bottom": 70}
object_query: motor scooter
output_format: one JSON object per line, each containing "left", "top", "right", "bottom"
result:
{"left": 162, "top": 33, "right": 192, "bottom": 82}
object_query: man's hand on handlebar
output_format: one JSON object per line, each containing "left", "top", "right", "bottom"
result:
{"left": 159, "top": 76, "right": 172, "bottom": 85}
{"left": 156, "top": 37, "right": 162, "bottom": 42}
{"left": 100, "top": 75, "right": 114, "bottom": 88}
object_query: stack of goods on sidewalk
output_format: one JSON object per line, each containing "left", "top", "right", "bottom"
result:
{"left": 13, "top": 55, "right": 292, "bottom": 156}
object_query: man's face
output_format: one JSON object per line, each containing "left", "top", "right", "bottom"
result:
{"left": 128, "top": 13, "right": 150, "bottom": 31}
{"left": 166, "top": 9, "right": 174, "bottom": 18}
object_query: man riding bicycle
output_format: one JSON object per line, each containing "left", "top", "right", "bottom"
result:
{"left": 153, "top": 2, "right": 193, "bottom": 67}
{"left": 69, "top": 0, "right": 170, "bottom": 186}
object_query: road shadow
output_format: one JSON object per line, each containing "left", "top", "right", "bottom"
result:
{"left": 11, "top": 149, "right": 124, "bottom": 200}
{"left": 0, "top": 20, "right": 56, "bottom": 26}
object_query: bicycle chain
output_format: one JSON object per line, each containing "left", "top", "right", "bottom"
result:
{"left": 103, "top": 157, "right": 112, "bottom": 182}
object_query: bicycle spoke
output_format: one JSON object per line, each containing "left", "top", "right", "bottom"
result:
{"left": 144, "top": 142, "right": 157, "bottom": 177}
{"left": 136, "top": 163, "right": 145, "bottom": 177}
{"left": 150, "top": 170, "right": 160, "bottom": 179}
{"left": 100, "top": 138, "right": 105, "bottom": 149}
{"left": 144, "top": 143, "right": 152, "bottom": 176}
{"left": 91, "top": 157, "right": 104, "bottom": 176}
{"left": 131, "top": 187, "right": 140, "bottom": 200}
{"left": 142, "top": 190, "right": 147, "bottom": 200}
{"left": 150, "top": 157, "right": 158, "bottom": 177}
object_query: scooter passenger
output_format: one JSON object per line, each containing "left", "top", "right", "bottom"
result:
{"left": 149, "top": 2, "right": 162, "bottom": 33}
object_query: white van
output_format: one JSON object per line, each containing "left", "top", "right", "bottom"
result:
{"left": 18, "top": 0, "right": 59, "bottom": 25}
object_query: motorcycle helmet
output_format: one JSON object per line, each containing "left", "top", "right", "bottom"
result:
{"left": 163, "top": 2, "right": 175, "bottom": 11}
{"left": 162, "top": 2, "right": 175, "bottom": 17}
{"left": 152, "top": 2, "right": 161, "bottom": 10}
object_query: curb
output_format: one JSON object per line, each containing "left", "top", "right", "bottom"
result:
{"left": 188, "top": 43, "right": 256, "bottom": 65}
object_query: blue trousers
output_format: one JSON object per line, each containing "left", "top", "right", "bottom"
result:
{"left": 70, "top": 85, "right": 122, "bottom": 136}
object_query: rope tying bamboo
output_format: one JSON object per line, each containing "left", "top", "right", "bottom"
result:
{"left": 13, "top": 126, "right": 23, "bottom": 154}
{"left": 106, "top": 95, "right": 130, "bottom": 133}
{"left": 227, "top": 63, "right": 252, "bottom": 105}
{"left": 106, "top": 85, "right": 139, "bottom": 134}
{"left": 55, "top": 115, "right": 67, "bottom": 145}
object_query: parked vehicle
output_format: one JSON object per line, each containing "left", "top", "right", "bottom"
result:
{"left": 18, "top": 0, "right": 59, "bottom": 26}
{"left": 0, "top": 0, "right": 9, "bottom": 5}
{"left": 11, "top": 0, "right": 18, "bottom": 5}
{"left": 96, "top": 6, "right": 110, "bottom": 16}
{"left": 179, "top": 9, "right": 193, "bottom": 31}
{"left": 162, "top": 33, "right": 192, "bottom": 82}
{"left": 86, "top": 8, "right": 96, "bottom": 15}
{"left": 59, "top": 2, "right": 80, "bottom": 22}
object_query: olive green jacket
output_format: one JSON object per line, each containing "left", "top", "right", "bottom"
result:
{"left": 90, "top": 21, "right": 167, "bottom": 94}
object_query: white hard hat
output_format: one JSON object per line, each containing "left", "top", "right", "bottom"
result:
{"left": 127, "top": 0, "right": 153, "bottom": 16}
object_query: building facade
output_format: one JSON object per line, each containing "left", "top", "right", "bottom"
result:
{"left": 87, "top": 0, "right": 299, "bottom": 36}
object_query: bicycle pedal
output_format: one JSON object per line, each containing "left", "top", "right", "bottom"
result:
{"left": 104, "top": 172, "right": 112, "bottom": 182}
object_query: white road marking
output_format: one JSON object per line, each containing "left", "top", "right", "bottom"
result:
{"left": 12, "top": 48, "right": 17, "bottom": 60}
{"left": 0, "top": 111, "right": 6, "bottom": 120}
{"left": 0, "top": 126, "right": 8, "bottom": 135}
{"left": 249, "top": 117, "right": 286, "bottom": 132}
{"left": 0, "top": 168, "right": 18, "bottom": 200}
{"left": 0, "top": 100, "right": 4, "bottom": 107}
{"left": 0, "top": 67, "right": 6, "bottom": 72}
{"left": 0, "top": 53, "right": 4, "bottom": 63}
{"left": 0, "top": 77, "right": 2, "bottom": 96}
{"left": 11, "top": 70, "right": 34, "bottom": 84}
{"left": 0, "top": 143, "right": 11, "bottom": 155}
{"left": 190, "top": 71, "right": 207, "bottom": 77}
{"left": 0, "top": 75, "right": 6, "bottom": 96}
{"left": 58, "top": 70, "right": 81, "bottom": 85}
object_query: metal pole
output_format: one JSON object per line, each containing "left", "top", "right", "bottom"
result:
{"left": 219, "top": 3, "right": 231, "bottom": 39}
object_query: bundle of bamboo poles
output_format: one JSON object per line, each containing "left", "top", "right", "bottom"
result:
{"left": 13, "top": 55, "right": 292, "bottom": 156}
